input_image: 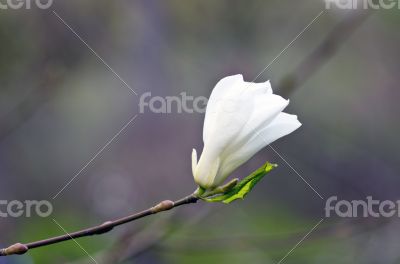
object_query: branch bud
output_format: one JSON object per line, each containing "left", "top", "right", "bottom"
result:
{"left": 151, "top": 200, "right": 174, "bottom": 213}
{"left": 94, "top": 221, "right": 114, "bottom": 235}
{"left": 0, "top": 243, "right": 28, "bottom": 256}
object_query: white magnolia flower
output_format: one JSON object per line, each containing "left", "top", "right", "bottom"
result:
{"left": 192, "top": 74, "right": 301, "bottom": 190}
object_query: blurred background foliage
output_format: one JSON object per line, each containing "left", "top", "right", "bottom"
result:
{"left": 1, "top": 0, "right": 400, "bottom": 263}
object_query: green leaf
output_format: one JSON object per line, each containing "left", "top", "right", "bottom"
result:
{"left": 203, "top": 162, "right": 277, "bottom": 204}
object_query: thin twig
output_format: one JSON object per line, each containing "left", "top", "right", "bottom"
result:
{"left": 0, "top": 194, "right": 199, "bottom": 257}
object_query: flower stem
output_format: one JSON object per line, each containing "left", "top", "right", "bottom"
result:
{"left": 0, "top": 193, "right": 199, "bottom": 257}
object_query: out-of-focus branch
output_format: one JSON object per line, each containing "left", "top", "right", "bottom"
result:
{"left": 0, "top": 194, "right": 198, "bottom": 257}
{"left": 278, "top": 10, "right": 372, "bottom": 97}
{"left": 0, "top": 65, "right": 64, "bottom": 141}
{"left": 0, "top": 10, "right": 94, "bottom": 142}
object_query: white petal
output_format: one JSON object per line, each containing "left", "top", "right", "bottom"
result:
{"left": 215, "top": 112, "right": 301, "bottom": 184}
{"left": 203, "top": 75, "right": 272, "bottom": 143}
{"left": 193, "top": 147, "right": 221, "bottom": 188}
{"left": 202, "top": 88, "right": 255, "bottom": 156}
{"left": 244, "top": 79, "right": 272, "bottom": 94}
{"left": 191, "top": 148, "right": 198, "bottom": 177}
{"left": 205, "top": 75, "right": 244, "bottom": 107}
{"left": 242, "top": 112, "right": 301, "bottom": 160}
{"left": 256, "top": 112, "right": 302, "bottom": 146}
{"left": 228, "top": 94, "right": 289, "bottom": 151}
{"left": 264, "top": 80, "right": 273, "bottom": 94}
{"left": 203, "top": 75, "right": 245, "bottom": 143}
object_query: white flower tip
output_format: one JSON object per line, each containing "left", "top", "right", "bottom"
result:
{"left": 284, "top": 98, "right": 290, "bottom": 107}
{"left": 296, "top": 119, "right": 302, "bottom": 129}
{"left": 287, "top": 113, "right": 302, "bottom": 130}
{"left": 265, "top": 80, "right": 273, "bottom": 93}
{"left": 231, "top": 73, "right": 243, "bottom": 79}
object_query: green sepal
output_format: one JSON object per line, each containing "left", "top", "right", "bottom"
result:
{"left": 203, "top": 162, "right": 277, "bottom": 204}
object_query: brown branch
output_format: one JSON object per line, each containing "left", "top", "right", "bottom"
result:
{"left": 0, "top": 194, "right": 199, "bottom": 257}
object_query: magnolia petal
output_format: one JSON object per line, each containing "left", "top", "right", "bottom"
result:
{"left": 194, "top": 153, "right": 221, "bottom": 189}
{"left": 226, "top": 94, "right": 289, "bottom": 155}
{"left": 203, "top": 74, "right": 244, "bottom": 142}
{"left": 215, "top": 112, "right": 301, "bottom": 184}
{"left": 202, "top": 91, "right": 256, "bottom": 155}
{"left": 257, "top": 112, "right": 302, "bottom": 146}
{"left": 242, "top": 95, "right": 289, "bottom": 137}
{"left": 191, "top": 148, "right": 198, "bottom": 177}
{"left": 237, "top": 112, "right": 301, "bottom": 163}
{"left": 264, "top": 80, "right": 273, "bottom": 94}
{"left": 203, "top": 75, "right": 272, "bottom": 143}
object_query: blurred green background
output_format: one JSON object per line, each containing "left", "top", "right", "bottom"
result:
{"left": 1, "top": 0, "right": 400, "bottom": 263}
